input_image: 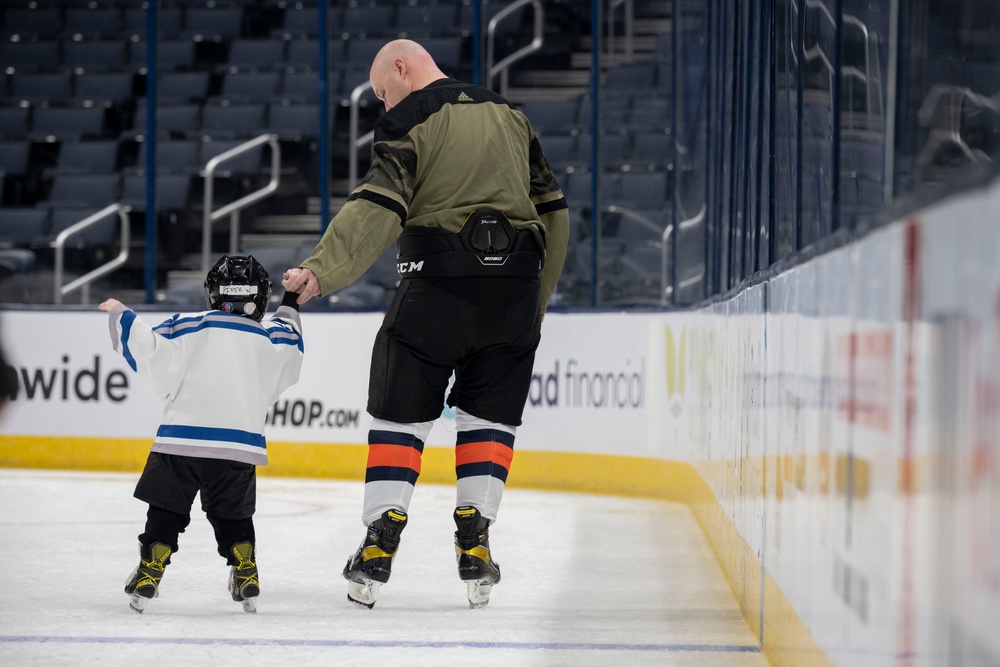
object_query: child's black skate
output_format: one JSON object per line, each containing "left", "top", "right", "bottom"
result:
{"left": 228, "top": 541, "right": 259, "bottom": 614}
{"left": 342, "top": 509, "right": 407, "bottom": 609}
{"left": 124, "top": 542, "right": 172, "bottom": 613}
{"left": 454, "top": 506, "right": 501, "bottom": 608}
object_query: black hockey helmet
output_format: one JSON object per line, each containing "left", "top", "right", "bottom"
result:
{"left": 204, "top": 255, "right": 271, "bottom": 322}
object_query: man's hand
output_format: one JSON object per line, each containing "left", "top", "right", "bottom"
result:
{"left": 99, "top": 298, "right": 122, "bottom": 312}
{"left": 282, "top": 268, "right": 321, "bottom": 305}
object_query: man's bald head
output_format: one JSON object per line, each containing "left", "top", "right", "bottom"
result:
{"left": 369, "top": 39, "right": 447, "bottom": 112}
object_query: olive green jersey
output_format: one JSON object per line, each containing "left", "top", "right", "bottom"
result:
{"left": 301, "top": 78, "right": 570, "bottom": 311}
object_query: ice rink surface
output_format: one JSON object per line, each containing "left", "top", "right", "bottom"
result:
{"left": 0, "top": 469, "right": 766, "bottom": 666}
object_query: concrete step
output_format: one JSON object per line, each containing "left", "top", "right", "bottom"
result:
{"left": 247, "top": 214, "right": 326, "bottom": 235}
{"left": 506, "top": 86, "right": 589, "bottom": 103}
{"left": 514, "top": 69, "right": 592, "bottom": 88}
{"left": 242, "top": 232, "right": 319, "bottom": 248}
{"left": 167, "top": 269, "right": 204, "bottom": 286}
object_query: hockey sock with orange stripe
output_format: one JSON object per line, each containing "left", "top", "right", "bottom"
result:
{"left": 361, "top": 419, "right": 433, "bottom": 526}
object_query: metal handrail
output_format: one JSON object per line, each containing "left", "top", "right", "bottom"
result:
{"left": 650, "top": 203, "right": 705, "bottom": 305}
{"left": 660, "top": 222, "right": 674, "bottom": 305}
{"left": 487, "top": 0, "right": 545, "bottom": 98}
{"left": 349, "top": 81, "right": 377, "bottom": 191}
{"left": 53, "top": 203, "right": 130, "bottom": 304}
{"left": 201, "top": 133, "right": 281, "bottom": 275}
{"left": 842, "top": 14, "right": 872, "bottom": 120}
{"left": 607, "top": 0, "right": 634, "bottom": 62}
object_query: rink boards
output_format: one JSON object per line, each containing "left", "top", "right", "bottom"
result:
{"left": 3, "top": 174, "right": 1000, "bottom": 666}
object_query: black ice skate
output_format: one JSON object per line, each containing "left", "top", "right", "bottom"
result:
{"left": 342, "top": 509, "right": 408, "bottom": 609}
{"left": 454, "top": 506, "right": 501, "bottom": 608}
{"left": 228, "top": 541, "right": 259, "bottom": 614}
{"left": 124, "top": 542, "right": 172, "bottom": 614}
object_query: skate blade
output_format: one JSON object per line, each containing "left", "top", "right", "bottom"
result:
{"left": 240, "top": 597, "right": 258, "bottom": 614}
{"left": 467, "top": 581, "right": 493, "bottom": 609}
{"left": 346, "top": 579, "right": 380, "bottom": 609}
{"left": 129, "top": 594, "right": 147, "bottom": 614}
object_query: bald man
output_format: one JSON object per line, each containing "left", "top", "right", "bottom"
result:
{"left": 283, "top": 39, "right": 570, "bottom": 609}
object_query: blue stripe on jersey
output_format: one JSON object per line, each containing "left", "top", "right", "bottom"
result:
{"left": 153, "top": 311, "right": 250, "bottom": 335}
{"left": 158, "top": 317, "right": 269, "bottom": 341}
{"left": 267, "top": 323, "right": 304, "bottom": 352}
{"left": 456, "top": 428, "right": 516, "bottom": 448}
{"left": 119, "top": 310, "right": 138, "bottom": 372}
{"left": 156, "top": 424, "right": 266, "bottom": 449}
{"left": 368, "top": 429, "right": 425, "bottom": 451}
{"left": 365, "top": 465, "right": 420, "bottom": 485}
{"left": 153, "top": 311, "right": 303, "bottom": 351}
{"left": 456, "top": 461, "right": 510, "bottom": 483}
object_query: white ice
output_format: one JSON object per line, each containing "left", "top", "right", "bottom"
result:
{"left": 0, "top": 469, "right": 767, "bottom": 666}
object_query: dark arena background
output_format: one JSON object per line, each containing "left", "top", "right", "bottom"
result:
{"left": 0, "top": 2, "right": 998, "bottom": 665}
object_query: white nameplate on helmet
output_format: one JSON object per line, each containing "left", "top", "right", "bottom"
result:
{"left": 220, "top": 285, "right": 259, "bottom": 296}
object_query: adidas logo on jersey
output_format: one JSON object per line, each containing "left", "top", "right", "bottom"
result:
{"left": 458, "top": 92, "right": 474, "bottom": 102}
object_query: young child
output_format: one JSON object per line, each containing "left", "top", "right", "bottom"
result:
{"left": 100, "top": 255, "right": 304, "bottom": 614}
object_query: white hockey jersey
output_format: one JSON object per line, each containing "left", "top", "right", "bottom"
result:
{"left": 105, "top": 303, "right": 304, "bottom": 466}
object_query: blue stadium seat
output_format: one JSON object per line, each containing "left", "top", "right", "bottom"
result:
{"left": 342, "top": 6, "right": 395, "bottom": 38}
{"left": 628, "top": 96, "right": 671, "bottom": 129}
{"left": 285, "top": 39, "right": 324, "bottom": 71}
{"left": 519, "top": 99, "right": 579, "bottom": 135}
{"left": 615, "top": 171, "right": 668, "bottom": 209}
{"left": 120, "top": 173, "right": 193, "bottom": 212}
{"left": 124, "top": 7, "right": 183, "bottom": 40}
{"left": 181, "top": 7, "right": 245, "bottom": 41}
{"left": 577, "top": 96, "right": 630, "bottom": 128}
{"left": 279, "top": 71, "right": 325, "bottom": 104}
{"left": 194, "top": 104, "right": 266, "bottom": 140}
{"left": 0, "top": 107, "right": 31, "bottom": 140}
{"left": 72, "top": 72, "right": 134, "bottom": 106}
{"left": 44, "top": 173, "right": 121, "bottom": 209}
{"left": 275, "top": 6, "right": 320, "bottom": 39}
{"left": 61, "top": 40, "right": 128, "bottom": 74}
{"left": 45, "top": 141, "right": 120, "bottom": 177}
{"left": 267, "top": 103, "right": 322, "bottom": 140}
{"left": 63, "top": 7, "right": 122, "bottom": 40}
{"left": 0, "top": 248, "right": 36, "bottom": 276}
{"left": 9, "top": 73, "right": 72, "bottom": 106}
{"left": 132, "top": 139, "right": 203, "bottom": 175}
{"left": 575, "top": 133, "right": 630, "bottom": 169}
{"left": 157, "top": 71, "right": 212, "bottom": 104}
{"left": 128, "top": 103, "right": 201, "bottom": 140}
{"left": 537, "top": 135, "right": 579, "bottom": 171}
{"left": 627, "top": 130, "right": 671, "bottom": 169}
{"left": 421, "top": 36, "right": 463, "bottom": 72}
{"left": 0, "top": 208, "right": 49, "bottom": 248}
{"left": 31, "top": 107, "right": 107, "bottom": 142}
{"left": 2, "top": 7, "right": 62, "bottom": 40}
{"left": 344, "top": 39, "right": 385, "bottom": 70}
{"left": 0, "top": 41, "right": 60, "bottom": 73}
{"left": 396, "top": 5, "right": 460, "bottom": 37}
{"left": 340, "top": 69, "right": 374, "bottom": 99}
{"left": 45, "top": 207, "right": 119, "bottom": 250}
{"left": 226, "top": 39, "right": 287, "bottom": 72}
{"left": 608, "top": 209, "right": 667, "bottom": 242}
{"left": 214, "top": 71, "right": 282, "bottom": 104}
{"left": 0, "top": 141, "right": 30, "bottom": 177}
{"left": 129, "top": 40, "right": 197, "bottom": 73}
{"left": 200, "top": 139, "right": 265, "bottom": 175}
